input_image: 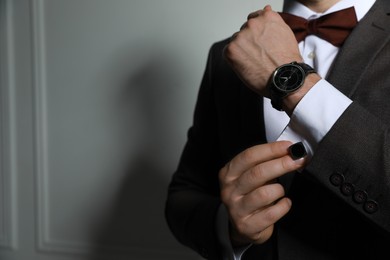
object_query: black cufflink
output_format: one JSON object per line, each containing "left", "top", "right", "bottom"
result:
{"left": 288, "top": 142, "right": 307, "bottom": 160}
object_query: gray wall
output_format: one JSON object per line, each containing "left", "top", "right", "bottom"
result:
{"left": 0, "top": 0, "right": 282, "bottom": 259}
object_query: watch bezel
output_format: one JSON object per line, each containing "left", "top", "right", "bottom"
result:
{"left": 272, "top": 62, "right": 306, "bottom": 95}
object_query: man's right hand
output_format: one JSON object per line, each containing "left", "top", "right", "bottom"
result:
{"left": 219, "top": 141, "right": 307, "bottom": 246}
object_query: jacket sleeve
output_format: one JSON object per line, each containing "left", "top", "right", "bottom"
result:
{"left": 165, "top": 42, "right": 225, "bottom": 260}
{"left": 306, "top": 93, "right": 390, "bottom": 236}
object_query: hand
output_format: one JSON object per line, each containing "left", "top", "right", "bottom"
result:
{"left": 219, "top": 141, "right": 306, "bottom": 246}
{"left": 223, "top": 5, "right": 302, "bottom": 97}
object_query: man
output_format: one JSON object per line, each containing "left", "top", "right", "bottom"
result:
{"left": 165, "top": 0, "right": 390, "bottom": 259}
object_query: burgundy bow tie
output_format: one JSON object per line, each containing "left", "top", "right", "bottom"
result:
{"left": 279, "top": 7, "right": 358, "bottom": 47}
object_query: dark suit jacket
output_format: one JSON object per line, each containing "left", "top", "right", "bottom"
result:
{"left": 165, "top": 0, "right": 390, "bottom": 259}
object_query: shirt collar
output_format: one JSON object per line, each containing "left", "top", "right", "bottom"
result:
{"left": 283, "top": 0, "right": 376, "bottom": 21}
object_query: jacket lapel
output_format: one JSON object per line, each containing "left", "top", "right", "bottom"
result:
{"left": 326, "top": 0, "right": 390, "bottom": 97}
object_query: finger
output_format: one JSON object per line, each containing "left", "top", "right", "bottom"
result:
{"left": 248, "top": 197, "right": 292, "bottom": 241}
{"left": 247, "top": 10, "right": 260, "bottom": 20}
{"left": 263, "top": 5, "right": 273, "bottom": 12}
{"left": 254, "top": 225, "right": 274, "bottom": 244}
{"left": 233, "top": 197, "right": 291, "bottom": 243}
{"left": 229, "top": 30, "right": 240, "bottom": 41}
{"left": 234, "top": 153, "right": 305, "bottom": 195}
{"left": 230, "top": 214, "right": 274, "bottom": 246}
{"left": 222, "top": 141, "right": 292, "bottom": 182}
{"left": 239, "top": 183, "right": 286, "bottom": 214}
{"left": 240, "top": 21, "right": 248, "bottom": 31}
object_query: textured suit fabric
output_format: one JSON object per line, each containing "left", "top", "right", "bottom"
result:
{"left": 165, "top": 0, "right": 390, "bottom": 259}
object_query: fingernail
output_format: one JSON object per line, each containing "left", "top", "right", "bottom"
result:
{"left": 288, "top": 142, "right": 307, "bottom": 160}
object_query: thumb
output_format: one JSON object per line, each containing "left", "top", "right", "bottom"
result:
{"left": 263, "top": 5, "right": 273, "bottom": 11}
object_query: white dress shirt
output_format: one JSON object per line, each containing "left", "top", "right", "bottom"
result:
{"left": 217, "top": 0, "right": 377, "bottom": 259}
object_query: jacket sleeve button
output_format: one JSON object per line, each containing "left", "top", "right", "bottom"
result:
{"left": 340, "top": 182, "right": 355, "bottom": 196}
{"left": 363, "top": 200, "right": 379, "bottom": 214}
{"left": 353, "top": 190, "right": 368, "bottom": 204}
{"left": 330, "top": 173, "right": 344, "bottom": 186}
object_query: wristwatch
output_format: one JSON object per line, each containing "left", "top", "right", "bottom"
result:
{"left": 269, "top": 61, "right": 316, "bottom": 111}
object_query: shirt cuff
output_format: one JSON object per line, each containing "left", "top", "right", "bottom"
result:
{"left": 216, "top": 204, "right": 252, "bottom": 260}
{"left": 277, "top": 79, "right": 352, "bottom": 158}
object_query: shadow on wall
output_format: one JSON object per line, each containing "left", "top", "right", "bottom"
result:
{"left": 87, "top": 47, "right": 201, "bottom": 260}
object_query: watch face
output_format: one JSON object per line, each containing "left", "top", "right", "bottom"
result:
{"left": 273, "top": 63, "right": 305, "bottom": 93}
